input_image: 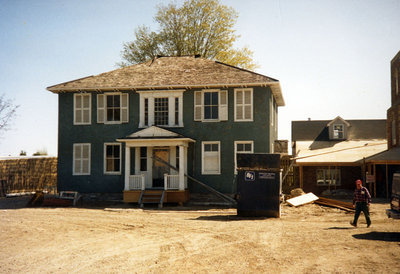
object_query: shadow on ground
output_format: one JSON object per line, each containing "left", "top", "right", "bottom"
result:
{"left": 326, "top": 227, "right": 354, "bottom": 230}
{"left": 352, "top": 232, "right": 400, "bottom": 242}
{"left": 193, "top": 215, "right": 272, "bottom": 222}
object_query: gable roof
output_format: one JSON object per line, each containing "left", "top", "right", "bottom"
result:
{"left": 292, "top": 119, "right": 386, "bottom": 141}
{"left": 326, "top": 116, "right": 350, "bottom": 127}
{"left": 126, "top": 126, "right": 186, "bottom": 139}
{"left": 47, "top": 56, "right": 284, "bottom": 106}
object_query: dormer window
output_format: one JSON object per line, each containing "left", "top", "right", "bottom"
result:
{"left": 327, "top": 116, "right": 349, "bottom": 140}
{"left": 333, "top": 124, "right": 344, "bottom": 139}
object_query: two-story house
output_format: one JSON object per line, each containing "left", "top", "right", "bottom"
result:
{"left": 47, "top": 56, "right": 284, "bottom": 204}
{"left": 292, "top": 117, "right": 387, "bottom": 196}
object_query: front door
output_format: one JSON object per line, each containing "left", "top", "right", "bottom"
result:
{"left": 152, "top": 148, "right": 170, "bottom": 188}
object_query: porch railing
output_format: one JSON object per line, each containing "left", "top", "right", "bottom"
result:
{"left": 129, "top": 174, "right": 145, "bottom": 190}
{"left": 164, "top": 174, "right": 179, "bottom": 190}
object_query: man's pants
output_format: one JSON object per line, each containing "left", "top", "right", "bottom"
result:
{"left": 353, "top": 202, "right": 371, "bottom": 226}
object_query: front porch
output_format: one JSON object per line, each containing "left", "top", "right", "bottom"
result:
{"left": 123, "top": 174, "right": 190, "bottom": 204}
{"left": 117, "top": 126, "right": 195, "bottom": 204}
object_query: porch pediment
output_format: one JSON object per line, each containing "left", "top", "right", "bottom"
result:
{"left": 127, "top": 126, "right": 183, "bottom": 139}
{"left": 116, "top": 126, "right": 195, "bottom": 146}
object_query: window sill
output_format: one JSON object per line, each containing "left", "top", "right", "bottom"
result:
{"left": 104, "top": 172, "right": 122, "bottom": 175}
{"left": 139, "top": 125, "right": 184, "bottom": 128}
{"left": 201, "top": 172, "right": 221, "bottom": 175}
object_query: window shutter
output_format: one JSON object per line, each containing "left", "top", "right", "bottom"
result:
{"left": 121, "top": 93, "right": 129, "bottom": 123}
{"left": 244, "top": 90, "right": 252, "bottom": 120}
{"left": 219, "top": 90, "right": 228, "bottom": 121}
{"left": 194, "top": 91, "right": 202, "bottom": 121}
{"left": 97, "top": 94, "right": 105, "bottom": 123}
{"left": 74, "top": 95, "right": 82, "bottom": 124}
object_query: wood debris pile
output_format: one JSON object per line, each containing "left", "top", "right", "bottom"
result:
{"left": 0, "top": 157, "right": 57, "bottom": 196}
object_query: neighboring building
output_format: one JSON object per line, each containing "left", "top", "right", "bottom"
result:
{"left": 292, "top": 117, "right": 387, "bottom": 196}
{"left": 365, "top": 50, "right": 400, "bottom": 197}
{"left": 47, "top": 56, "right": 284, "bottom": 203}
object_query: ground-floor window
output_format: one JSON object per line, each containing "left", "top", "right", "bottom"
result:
{"left": 316, "top": 168, "right": 341, "bottom": 186}
{"left": 104, "top": 143, "right": 121, "bottom": 174}
{"left": 202, "top": 141, "right": 220, "bottom": 174}
{"left": 73, "top": 143, "right": 91, "bottom": 175}
{"left": 234, "top": 141, "right": 253, "bottom": 173}
{"left": 140, "top": 147, "right": 147, "bottom": 171}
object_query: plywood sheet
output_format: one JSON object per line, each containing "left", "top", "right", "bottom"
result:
{"left": 286, "top": 192, "right": 319, "bottom": 207}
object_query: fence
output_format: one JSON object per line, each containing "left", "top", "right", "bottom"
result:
{"left": 0, "top": 157, "right": 57, "bottom": 196}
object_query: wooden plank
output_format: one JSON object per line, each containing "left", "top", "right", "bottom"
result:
{"left": 286, "top": 192, "right": 319, "bottom": 207}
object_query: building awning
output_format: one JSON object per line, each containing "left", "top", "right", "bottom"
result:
{"left": 116, "top": 126, "right": 195, "bottom": 147}
{"left": 365, "top": 147, "right": 400, "bottom": 164}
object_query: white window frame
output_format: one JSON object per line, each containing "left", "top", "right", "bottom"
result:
{"left": 316, "top": 168, "right": 341, "bottom": 186}
{"left": 234, "top": 88, "right": 253, "bottom": 122}
{"left": 201, "top": 141, "right": 221, "bottom": 175}
{"left": 234, "top": 141, "right": 254, "bottom": 174}
{"left": 97, "top": 92, "right": 129, "bottom": 124}
{"left": 138, "top": 90, "right": 184, "bottom": 128}
{"left": 74, "top": 93, "right": 91, "bottom": 125}
{"left": 332, "top": 124, "right": 344, "bottom": 139}
{"left": 73, "top": 143, "right": 91, "bottom": 175}
{"left": 104, "top": 143, "right": 122, "bottom": 175}
{"left": 194, "top": 89, "right": 228, "bottom": 122}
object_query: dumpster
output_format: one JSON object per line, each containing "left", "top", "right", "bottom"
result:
{"left": 236, "top": 153, "right": 281, "bottom": 217}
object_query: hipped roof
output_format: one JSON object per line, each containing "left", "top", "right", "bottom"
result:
{"left": 47, "top": 56, "right": 284, "bottom": 106}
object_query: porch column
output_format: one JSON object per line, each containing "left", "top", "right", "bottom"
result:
{"left": 179, "top": 145, "right": 185, "bottom": 190}
{"left": 124, "top": 144, "right": 131, "bottom": 190}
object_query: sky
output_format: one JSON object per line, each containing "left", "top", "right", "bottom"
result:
{"left": 0, "top": 0, "right": 399, "bottom": 157}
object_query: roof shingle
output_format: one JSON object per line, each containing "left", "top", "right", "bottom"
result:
{"left": 47, "top": 56, "right": 284, "bottom": 106}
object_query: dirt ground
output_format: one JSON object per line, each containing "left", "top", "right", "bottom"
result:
{"left": 0, "top": 197, "right": 399, "bottom": 273}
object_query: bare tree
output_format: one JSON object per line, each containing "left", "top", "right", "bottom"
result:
{"left": 0, "top": 94, "right": 18, "bottom": 133}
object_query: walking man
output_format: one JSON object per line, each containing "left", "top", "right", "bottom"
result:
{"left": 350, "top": 179, "right": 371, "bottom": 227}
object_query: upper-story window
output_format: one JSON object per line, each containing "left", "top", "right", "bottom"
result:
{"left": 194, "top": 89, "right": 228, "bottom": 122}
{"left": 333, "top": 124, "right": 344, "bottom": 139}
{"left": 74, "top": 93, "right": 91, "bottom": 125}
{"left": 154, "top": 97, "right": 169, "bottom": 125}
{"left": 97, "top": 92, "right": 129, "bottom": 124}
{"left": 234, "top": 88, "right": 253, "bottom": 121}
{"left": 138, "top": 90, "right": 184, "bottom": 127}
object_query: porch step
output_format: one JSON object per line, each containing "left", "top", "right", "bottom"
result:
{"left": 139, "top": 190, "right": 165, "bottom": 208}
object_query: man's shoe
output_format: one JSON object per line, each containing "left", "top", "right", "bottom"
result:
{"left": 367, "top": 223, "right": 371, "bottom": 228}
{"left": 350, "top": 221, "right": 357, "bottom": 227}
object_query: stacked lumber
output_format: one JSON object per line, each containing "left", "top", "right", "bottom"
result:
{"left": 0, "top": 157, "right": 57, "bottom": 195}
{"left": 315, "top": 196, "right": 354, "bottom": 212}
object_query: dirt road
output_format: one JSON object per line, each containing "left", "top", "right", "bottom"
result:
{"left": 0, "top": 198, "right": 399, "bottom": 273}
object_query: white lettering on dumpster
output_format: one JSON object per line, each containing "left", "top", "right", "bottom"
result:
{"left": 259, "top": 172, "right": 275, "bottom": 180}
